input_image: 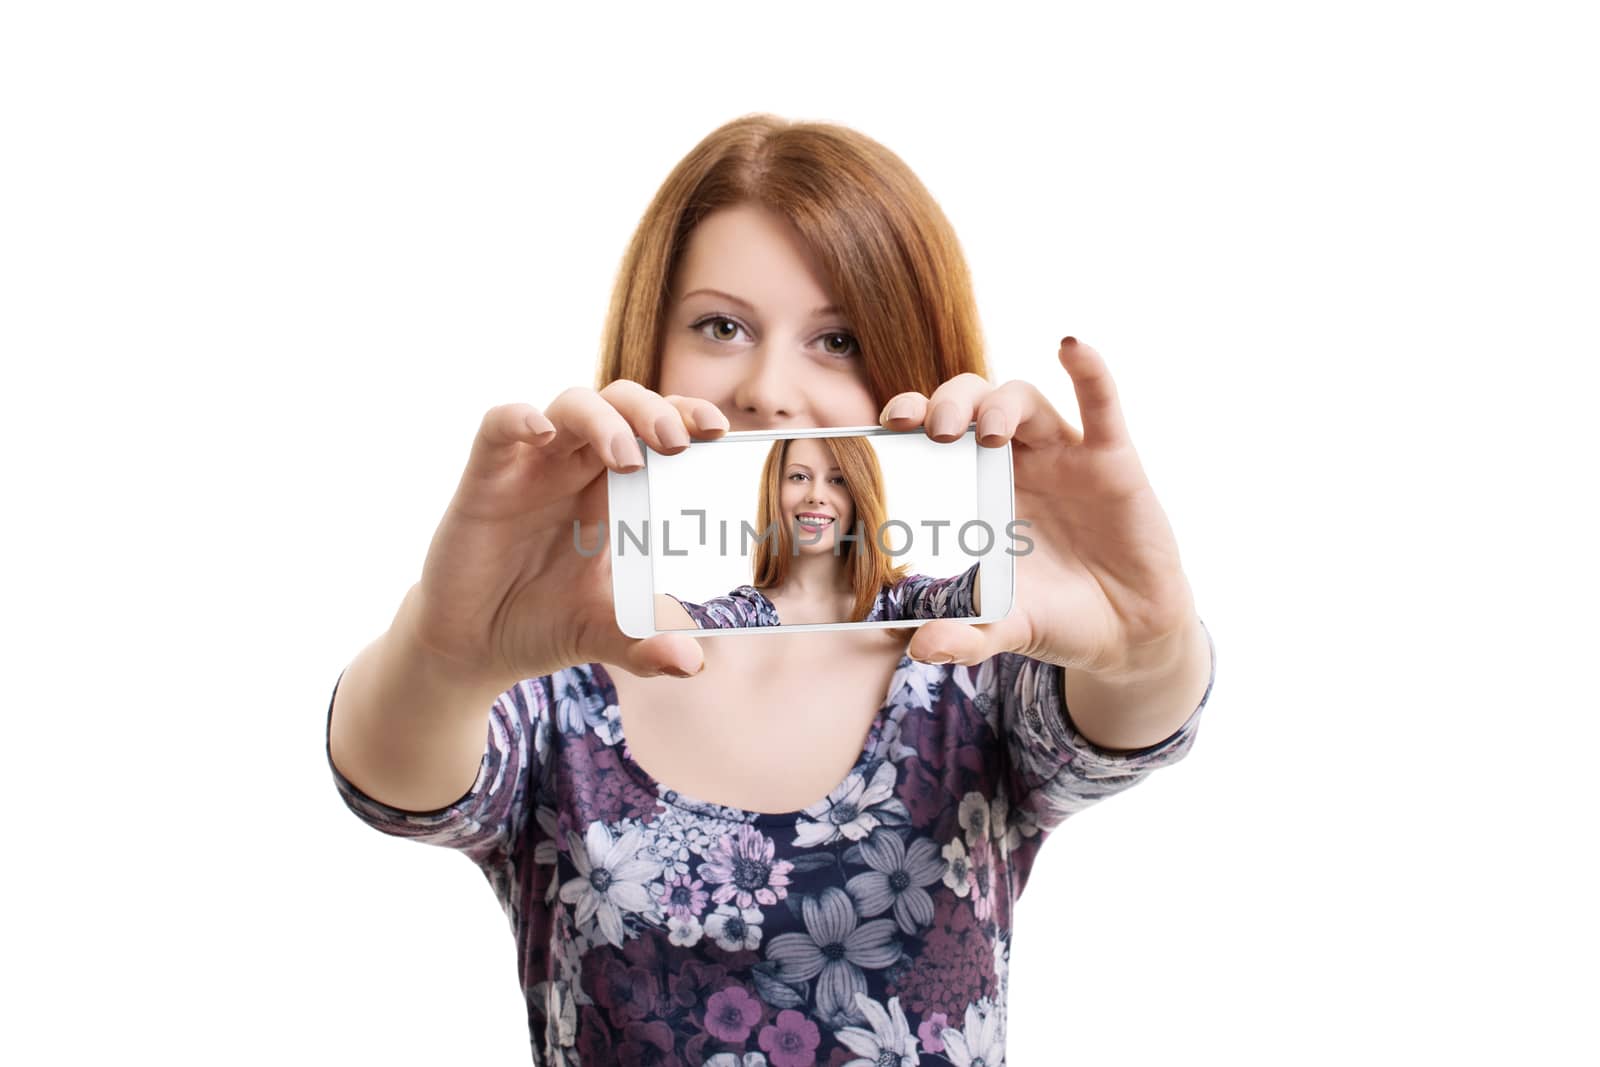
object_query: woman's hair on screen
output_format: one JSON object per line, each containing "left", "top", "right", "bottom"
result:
{"left": 751, "top": 436, "right": 910, "bottom": 623}
{"left": 594, "top": 113, "right": 991, "bottom": 398}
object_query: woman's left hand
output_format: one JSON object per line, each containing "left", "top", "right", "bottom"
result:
{"left": 879, "top": 337, "right": 1203, "bottom": 681}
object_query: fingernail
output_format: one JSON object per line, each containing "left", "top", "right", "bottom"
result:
{"left": 883, "top": 397, "right": 916, "bottom": 422}
{"left": 977, "top": 409, "right": 1007, "bottom": 442}
{"left": 928, "top": 402, "right": 962, "bottom": 440}
{"left": 699, "top": 406, "right": 730, "bottom": 433}
{"left": 925, "top": 651, "right": 955, "bottom": 664}
{"left": 1060, "top": 336, "right": 1077, "bottom": 348}
{"left": 663, "top": 664, "right": 693, "bottom": 678}
{"left": 654, "top": 414, "right": 689, "bottom": 451}
{"left": 611, "top": 432, "right": 644, "bottom": 471}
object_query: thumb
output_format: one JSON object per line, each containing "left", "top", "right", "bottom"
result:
{"left": 908, "top": 612, "right": 1033, "bottom": 666}
{"left": 606, "top": 632, "right": 706, "bottom": 679}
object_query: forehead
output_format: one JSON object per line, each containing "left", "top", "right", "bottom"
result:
{"left": 785, "top": 437, "right": 840, "bottom": 469}
{"left": 675, "top": 203, "right": 836, "bottom": 308}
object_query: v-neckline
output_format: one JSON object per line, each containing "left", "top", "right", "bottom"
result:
{"left": 587, "top": 648, "right": 925, "bottom": 827}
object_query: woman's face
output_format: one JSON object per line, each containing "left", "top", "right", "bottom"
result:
{"left": 656, "top": 202, "right": 880, "bottom": 432}
{"left": 778, "top": 437, "right": 856, "bottom": 555}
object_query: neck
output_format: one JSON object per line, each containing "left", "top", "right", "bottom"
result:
{"left": 779, "top": 549, "right": 853, "bottom": 601}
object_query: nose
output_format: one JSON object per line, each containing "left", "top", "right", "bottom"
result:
{"left": 732, "top": 348, "right": 800, "bottom": 425}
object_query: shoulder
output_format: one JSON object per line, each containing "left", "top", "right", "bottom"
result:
{"left": 545, "top": 663, "right": 625, "bottom": 750}
{"left": 900, "top": 560, "right": 979, "bottom": 587}
{"left": 667, "top": 586, "right": 779, "bottom": 629}
{"left": 879, "top": 561, "right": 981, "bottom": 621}
{"left": 654, "top": 592, "right": 694, "bottom": 631}
{"left": 888, "top": 561, "right": 979, "bottom": 594}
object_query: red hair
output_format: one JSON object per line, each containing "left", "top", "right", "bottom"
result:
{"left": 594, "top": 113, "right": 990, "bottom": 399}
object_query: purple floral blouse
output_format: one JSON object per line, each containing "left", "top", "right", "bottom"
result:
{"left": 326, "top": 567, "right": 1217, "bottom": 1066}
{"left": 668, "top": 562, "right": 985, "bottom": 629}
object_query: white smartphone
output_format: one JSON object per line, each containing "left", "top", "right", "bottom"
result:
{"left": 607, "top": 424, "right": 1020, "bottom": 639}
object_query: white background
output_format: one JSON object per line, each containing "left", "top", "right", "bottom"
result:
{"left": 2, "top": 1, "right": 1595, "bottom": 1063}
{"left": 648, "top": 430, "right": 982, "bottom": 609}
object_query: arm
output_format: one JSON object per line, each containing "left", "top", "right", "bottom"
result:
{"left": 972, "top": 595, "right": 1213, "bottom": 848}
{"left": 328, "top": 583, "right": 522, "bottom": 813}
{"left": 1061, "top": 613, "right": 1214, "bottom": 753}
{"left": 885, "top": 561, "right": 982, "bottom": 621}
{"left": 663, "top": 587, "right": 775, "bottom": 628}
{"left": 992, "top": 621, "right": 1212, "bottom": 845}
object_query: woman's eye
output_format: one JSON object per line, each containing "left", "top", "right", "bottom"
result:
{"left": 819, "top": 332, "right": 860, "bottom": 358}
{"left": 693, "top": 316, "right": 747, "bottom": 343}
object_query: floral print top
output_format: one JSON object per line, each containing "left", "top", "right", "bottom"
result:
{"left": 326, "top": 567, "right": 1217, "bottom": 1066}
{"left": 668, "top": 561, "right": 984, "bottom": 629}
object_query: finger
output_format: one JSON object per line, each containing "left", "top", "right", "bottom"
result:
{"left": 543, "top": 387, "right": 647, "bottom": 472}
{"left": 907, "top": 612, "right": 1033, "bottom": 667}
{"left": 660, "top": 394, "right": 731, "bottom": 439}
{"left": 922, "top": 373, "right": 994, "bottom": 443}
{"left": 599, "top": 379, "right": 705, "bottom": 457}
{"left": 463, "top": 403, "right": 559, "bottom": 479}
{"left": 566, "top": 575, "right": 707, "bottom": 679}
{"left": 878, "top": 390, "right": 928, "bottom": 429}
{"left": 606, "top": 632, "right": 707, "bottom": 679}
{"left": 1059, "top": 337, "right": 1130, "bottom": 448}
{"left": 970, "top": 382, "right": 1024, "bottom": 449}
{"left": 983, "top": 378, "right": 1082, "bottom": 451}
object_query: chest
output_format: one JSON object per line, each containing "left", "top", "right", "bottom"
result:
{"left": 605, "top": 629, "right": 908, "bottom": 814}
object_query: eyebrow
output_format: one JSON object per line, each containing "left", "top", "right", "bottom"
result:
{"left": 679, "top": 287, "right": 842, "bottom": 319}
{"left": 786, "top": 463, "right": 843, "bottom": 474}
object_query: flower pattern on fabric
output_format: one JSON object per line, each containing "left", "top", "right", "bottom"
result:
{"left": 765, "top": 886, "right": 902, "bottom": 1026}
{"left": 939, "top": 998, "right": 1004, "bottom": 1067}
{"left": 673, "top": 561, "right": 983, "bottom": 631}
{"left": 560, "top": 822, "right": 662, "bottom": 948}
{"left": 844, "top": 829, "right": 945, "bottom": 936}
{"left": 327, "top": 572, "right": 1217, "bottom": 1065}
{"left": 793, "top": 761, "right": 906, "bottom": 848}
{"left": 836, "top": 993, "right": 920, "bottom": 1066}
{"left": 699, "top": 825, "right": 796, "bottom": 908}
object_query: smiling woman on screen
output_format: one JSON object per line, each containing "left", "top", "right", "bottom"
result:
{"left": 659, "top": 435, "right": 981, "bottom": 630}
{"left": 325, "top": 113, "right": 1218, "bottom": 1066}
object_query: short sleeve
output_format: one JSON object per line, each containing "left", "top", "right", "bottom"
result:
{"left": 997, "top": 617, "right": 1216, "bottom": 836}
{"left": 876, "top": 561, "right": 980, "bottom": 621}
{"left": 324, "top": 668, "right": 551, "bottom": 866}
{"left": 667, "top": 587, "right": 780, "bottom": 629}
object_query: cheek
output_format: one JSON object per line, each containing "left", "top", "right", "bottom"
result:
{"left": 656, "top": 347, "right": 723, "bottom": 402}
{"left": 813, "top": 368, "right": 881, "bottom": 422}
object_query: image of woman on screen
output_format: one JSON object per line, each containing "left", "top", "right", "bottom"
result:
{"left": 656, "top": 434, "right": 982, "bottom": 629}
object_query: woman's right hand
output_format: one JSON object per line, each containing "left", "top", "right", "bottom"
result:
{"left": 399, "top": 381, "right": 730, "bottom": 687}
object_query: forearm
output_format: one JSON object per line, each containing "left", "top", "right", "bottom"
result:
{"left": 328, "top": 585, "right": 516, "bottom": 812}
{"left": 1060, "top": 613, "right": 1212, "bottom": 753}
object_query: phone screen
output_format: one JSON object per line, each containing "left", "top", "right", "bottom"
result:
{"left": 633, "top": 427, "right": 1008, "bottom": 631}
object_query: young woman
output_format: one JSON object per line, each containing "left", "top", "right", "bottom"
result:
{"left": 658, "top": 434, "right": 982, "bottom": 631}
{"left": 326, "top": 114, "right": 1218, "bottom": 1066}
